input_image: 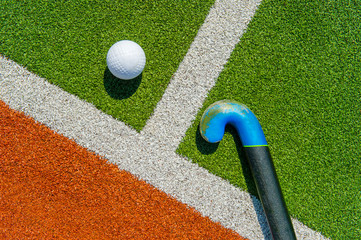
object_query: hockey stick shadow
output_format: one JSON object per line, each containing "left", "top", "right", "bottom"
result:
{"left": 196, "top": 123, "right": 272, "bottom": 239}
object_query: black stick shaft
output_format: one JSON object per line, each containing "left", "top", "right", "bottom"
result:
{"left": 244, "top": 146, "right": 296, "bottom": 240}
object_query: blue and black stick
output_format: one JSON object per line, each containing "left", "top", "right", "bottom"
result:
{"left": 200, "top": 100, "right": 296, "bottom": 240}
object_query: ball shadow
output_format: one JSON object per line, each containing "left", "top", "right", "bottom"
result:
{"left": 103, "top": 67, "right": 142, "bottom": 100}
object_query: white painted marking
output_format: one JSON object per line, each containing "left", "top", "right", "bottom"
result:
{"left": 142, "top": 0, "right": 263, "bottom": 151}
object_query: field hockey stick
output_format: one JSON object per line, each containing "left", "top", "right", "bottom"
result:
{"left": 200, "top": 100, "right": 296, "bottom": 240}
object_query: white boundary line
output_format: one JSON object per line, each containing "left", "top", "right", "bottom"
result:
{"left": 0, "top": 0, "right": 329, "bottom": 239}
{"left": 142, "top": 0, "right": 263, "bottom": 151}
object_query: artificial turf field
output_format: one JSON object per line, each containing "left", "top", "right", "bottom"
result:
{"left": 1, "top": 0, "right": 360, "bottom": 239}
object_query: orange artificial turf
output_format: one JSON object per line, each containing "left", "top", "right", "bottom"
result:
{"left": 0, "top": 100, "right": 246, "bottom": 239}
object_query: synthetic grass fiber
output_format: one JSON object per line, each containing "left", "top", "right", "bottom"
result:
{"left": 178, "top": 0, "right": 361, "bottom": 239}
{"left": 0, "top": 100, "right": 244, "bottom": 239}
{"left": 0, "top": 0, "right": 215, "bottom": 131}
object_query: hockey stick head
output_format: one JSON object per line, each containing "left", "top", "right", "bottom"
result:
{"left": 200, "top": 100, "right": 268, "bottom": 147}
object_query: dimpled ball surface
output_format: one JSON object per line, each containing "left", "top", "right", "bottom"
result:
{"left": 106, "top": 40, "right": 146, "bottom": 80}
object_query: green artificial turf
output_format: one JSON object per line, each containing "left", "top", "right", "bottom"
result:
{"left": 0, "top": 0, "right": 215, "bottom": 131}
{"left": 178, "top": 0, "right": 361, "bottom": 239}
